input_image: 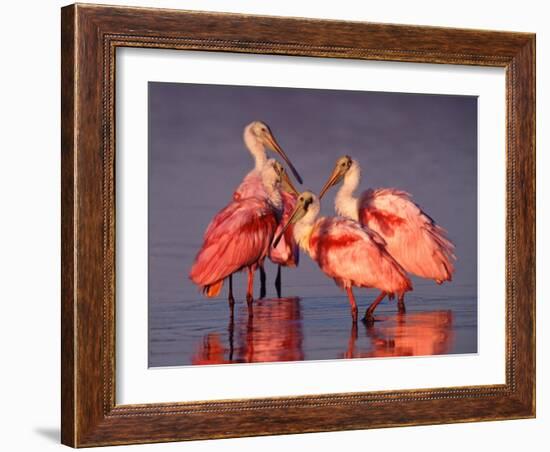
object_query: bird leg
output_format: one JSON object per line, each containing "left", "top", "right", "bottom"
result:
{"left": 259, "top": 265, "right": 266, "bottom": 299}
{"left": 275, "top": 265, "right": 282, "bottom": 298}
{"left": 228, "top": 274, "right": 235, "bottom": 315}
{"left": 246, "top": 267, "right": 254, "bottom": 315}
{"left": 397, "top": 292, "right": 406, "bottom": 314}
{"left": 346, "top": 287, "right": 359, "bottom": 323}
{"left": 227, "top": 311, "right": 235, "bottom": 362}
{"left": 362, "top": 291, "right": 387, "bottom": 324}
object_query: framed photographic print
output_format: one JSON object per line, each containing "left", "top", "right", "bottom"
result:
{"left": 61, "top": 3, "right": 535, "bottom": 447}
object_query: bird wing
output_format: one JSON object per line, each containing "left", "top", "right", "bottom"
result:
{"left": 309, "top": 217, "right": 411, "bottom": 293}
{"left": 359, "top": 188, "right": 456, "bottom": 282}
{"left": 190, "top": 197, "right": 278, "bottom": 287}
{"left": 202, "top": 169, "right": 267, "bottom": 240}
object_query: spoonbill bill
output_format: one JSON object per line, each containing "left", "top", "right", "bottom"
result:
{"left": 190, "top": 160, "right": 298, "bottom": 314}
{"left": 234, "top": 121, "right": 303, "bottom": 297}
{"left": 319, "top": 156, "right": 456, "bottom": 313}
{"left": 273, "top": 191, "right": 412, "bottom": 323}
{"left": 234, "top": 121, "right": 302, "bottom": 198}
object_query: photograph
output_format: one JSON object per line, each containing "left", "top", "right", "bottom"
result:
{"left": 148, "top": 82, "right": 478, "bottom": 367}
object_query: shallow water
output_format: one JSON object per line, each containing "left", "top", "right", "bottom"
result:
{"left": 149, "top": 283, "right": 476, "bottom": 367}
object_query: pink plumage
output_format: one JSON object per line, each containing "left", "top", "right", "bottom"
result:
{"left": 189, "top": 197, "right": 278, "bottom": 294}
{"left": 308, "top": 217, "right": 412, "bottom": 294}
{"left": 234, "top": 171, "right": 299, "bottom": 267}
{"left": 269, "top": 191, "right": 299, "bottom": 267}
{"left": 235, "top": 169, "right": 300, "bottom": 276}
{"left": 358, "top": 188, "right": 456, "bottom": 284}
{"left": 233, "top": 169, "right": 264, "bottom": 201}
{"left": 203, "top": 170, "right": 266, "bottom": 241}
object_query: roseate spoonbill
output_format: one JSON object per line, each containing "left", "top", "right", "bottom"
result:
{"left": 234, "top": 121, "right": 303, "bottom": 297}
{"left": 190, "top": 160, "right": 298, "bottom": 314}
{"left": 273, "top": 191, "right": 412, "bottom": 323}
{"left": 319, "top": 156, "right": 456, "bottom": 313}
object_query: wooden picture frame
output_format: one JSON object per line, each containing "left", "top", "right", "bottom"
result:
{"left": 61, "top": 3, "right": 535, "bottom": 447}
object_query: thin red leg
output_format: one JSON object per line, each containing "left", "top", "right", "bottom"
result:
{"left": 246, "top": 267, "right": 254, "bottom": 314}
{"left": 346, "top": 287, "right": 358, "bottom": 322}
{"left": 363, "top": 291, "right": 387, "bottom": 324}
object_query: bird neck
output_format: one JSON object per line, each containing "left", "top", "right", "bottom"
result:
{"left": 243, "top": 126, "right": 268, "bottom": 170}
{"left": 335, "top": 163, "right": 360, "bottom": 221}
{"left": 294, "top": 222, "right": 314, "bottom": 255}
{"left": 260, "top": 161, "right": 283, "bottom": 210}
{"left": 253, "top": 149, "right": 268, "bottom": 171}
{"left": 293, "top": 209, "right": 320, "bottom": 256}
{"left": 264, "top": 182, "right": 282, "bottom": 210}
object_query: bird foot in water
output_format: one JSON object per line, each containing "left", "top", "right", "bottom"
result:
{"left": 361, "top": 313, "right": 382, "bottom": 325}
{"left": 228, "top": 295, "right": 235, "bottom": 314}
{"left": 397, "top": 301, "right": 406, "bottom": 314}
{"left": 351, "top": 307, "right": 358, "bottom": 323}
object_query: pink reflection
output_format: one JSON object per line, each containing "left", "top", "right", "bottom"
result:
{"left": 344, "top": 310, "right": 455, "bottom": 359}
{"left": 191, "top": 333, "right": 232, "bottom": 365}
{"left": 192, "top": 297, "right": 303, "bottom": 365}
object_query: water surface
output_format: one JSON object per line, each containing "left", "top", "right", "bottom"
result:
{"left": 149, "top": 282, "right": 476, "bottom": 367}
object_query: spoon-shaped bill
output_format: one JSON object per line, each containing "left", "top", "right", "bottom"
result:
{"left": 319, "top": 164, "right": 345, "bottom": 199}
{"left": 279, "top": 166, "right": 299, "bottom": 196}
{"left": 264, "top": 131, "right": 303, "bottom": 185}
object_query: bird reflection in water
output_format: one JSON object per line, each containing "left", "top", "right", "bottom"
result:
{"left": 191, "top": 297, "right": 303, "bottom": 365}
{"left": 344, "top": 310, "right": 455, "bottom": 359}
{"left": 192, "top": 303, "right": 455, "bottom": 364}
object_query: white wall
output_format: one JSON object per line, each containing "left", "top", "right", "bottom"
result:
{"left": 1, "top": 1, "right": 545, "bottom": 451}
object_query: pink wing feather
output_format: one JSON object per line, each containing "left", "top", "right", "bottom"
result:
{"left": 190, "top": 197, "right": 278, "bottom": 290}
{"left": 234, "top": 169, "right": 300, "bottom": 267}
{"left": 203, "top": 170, "right": 265, "bottom": 240}
{"left": 309, "top": 217, "right": 412, "bottom": 294}
{"left": 359, "top": 188, "right": 456, "bottom": 283}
